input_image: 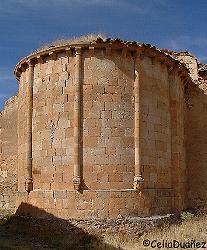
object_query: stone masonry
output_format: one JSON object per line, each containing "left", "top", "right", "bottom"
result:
{"left": 0, "top": 37, "right": 206, "bottom": 219}
{"left": 0, "top": 96, "right": 18, "bottom": 214}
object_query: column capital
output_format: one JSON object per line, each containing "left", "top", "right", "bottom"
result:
{"left": 27, "top": 60, "right": 34, "bottom": 68}
{"left": 20, "top": 64, "right": 27, "bottom": 72}
{"left": 49, "top": 51, "right": 56, "bottom": 60}
{"left": 75, "top": 47, "right": 82, "bottom": 56}
{"left": 65, "top": 47, "right": 72, "bottom": 57}
{"left": 89, "top": 46, "right": 95, "bottom": 57}
{"left": 36, "top": 55, "right": 44, "bottom": 64}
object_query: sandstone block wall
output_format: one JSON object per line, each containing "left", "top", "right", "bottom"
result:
{"left": 184, "top": 69, "right": 207, "bottom": 210}
{"left": 0, "top": 96, "right": 18, "bottom": 213}
{"left": 162, "top": 51, "right": 207, "bottom": 211}
{"left": 171, "top": 53, "right": 207, "bottom": 211}
{"left": 82, "top": 49, "right": 135, "bottom": 190}
{"left": 140, "top": 57, "right": 186, "bottom": 212}
{"left": 13, "top": 39, "right": 191, "bottom": 219}
{"left": 3, "top": 37, "right": 207, "bottom": 219}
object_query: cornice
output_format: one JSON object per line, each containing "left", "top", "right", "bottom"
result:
{"left": 14, "top": 38, "right": 192, "bottom": 85}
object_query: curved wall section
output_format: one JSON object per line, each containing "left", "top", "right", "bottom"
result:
{"left": 32, "top": 52, "right": 76, "bottom": 191}
{"left": 15, "top": 40, "right": 190, "bottom": 219}
{"left": 139, "top": 56, "right": 186, "bottom": 213}
{"left": 82, "top": 49, "right": 135, "bottom": 190}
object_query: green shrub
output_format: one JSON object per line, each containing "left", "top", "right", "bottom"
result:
{"left": 180, "top": 211, "right": 195, "bottom": 221}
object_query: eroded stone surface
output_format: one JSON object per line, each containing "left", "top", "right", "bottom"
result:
{"left": 0, "top": 96, "right": 18, "bottom": 213}
{"left": 0, "top": 37, "right": 207, "bottom": 218}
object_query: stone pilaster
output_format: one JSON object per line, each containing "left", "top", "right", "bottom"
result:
{"left": 73, "top": 47, "right": 82, "bottom": 190}
{"left": 25, "top": 60, "right": 34, "bottom": 193}
{"left": 134, "top": 54, "right": 144, "bottom": 190}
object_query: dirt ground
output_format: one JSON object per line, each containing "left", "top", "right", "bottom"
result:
{"left": 0, "top": 211, "right": 205, "bottom": 250}
{"left": 0, "top": 216, "right": 118, "bottom": 250}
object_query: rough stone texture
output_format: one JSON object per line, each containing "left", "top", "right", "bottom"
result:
{"left": 185, "top": 70, "right": 207, "bottom": 210}
{"left": 0, "top": 95, "right": 18, "bottom": 213}
{"left": 16, "top": 188, "right": 174, "bottom": 219}
{"left": 66, "top": 213, "right": 177, "bottom": 237}
{"left": 1, "top": 37, "right": 207, "bottom": 218}
{"left": 174, "top": 52, "right": 198, "bottom": 83}
{"left": 173, "top": 54, "right": 207, "bottom": 211}
{"left": 82, "top": 49, "right": 135, "bottom": 190}
{"left": 15, "top": 43, "right": 187, "bottom": 219}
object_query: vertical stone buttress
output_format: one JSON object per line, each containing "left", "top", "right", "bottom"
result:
{"left": 134, "top": 53, "right": 144, "bottom": 189}
{"left": 25, "top": 60, "right": 34, "bottom": 192}
{"left": 73, "top": 47, "right": 82, "bottom": 190}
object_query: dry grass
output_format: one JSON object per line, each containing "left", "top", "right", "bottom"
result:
{"left": 103, "top": 214, "right": 207, "bottom": 249}
{"left": 35, "top": 33, "right": 107, "bottom": 53}
{"left": 1, "top": 212, "right": 206, "bottom": 249}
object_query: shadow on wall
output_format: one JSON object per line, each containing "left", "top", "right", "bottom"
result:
{"left": 0, "top": 202, "right": 121, "bottom": 250}
{"left": 185, "top": 83, "right": 207, "bottom": 211}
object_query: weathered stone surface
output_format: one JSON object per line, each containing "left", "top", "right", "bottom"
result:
{"left": 0, "top": 96, "right": 18, "bottom": 213}
{"left": 1, "top": 37, "right": 207, "bottom": 219}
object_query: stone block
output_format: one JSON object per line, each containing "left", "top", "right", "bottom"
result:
{"left": 108, "top": 172, "right": 123, "bottom": 182}
{"left": 54, "top": 172, "right": 63, "bottom": 183}
{"left": 108, "top": 207, "right": 120, "bottom": 218}
{"left": 97, "top": 172, "right": 109, "bottom": 182}
{"left": 88, "top": 127, "right": 101, "bottom": 136}
{"left": 54, "top": 190, "right": 67, "bottom": 199}
{"left": 58, "top": 118, "right": 71, "bottom": 129}
{"left": 94, "top": 154, "right": 109, "bottom": 165}
{"left": 123, "top": 172, "right": 134, "bottom": 183}
{"left": 83, "top": 136, "right": 97, "bottom": 147}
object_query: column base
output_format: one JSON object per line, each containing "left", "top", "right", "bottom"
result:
{"left": 73, "top": 176, "right": 81, "bottom": 190}
{"left": 25, "top": 178, "right": 33, "bottom": 193}
{"left": 134, "top": 175, "right": 144, "bottom": 190}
